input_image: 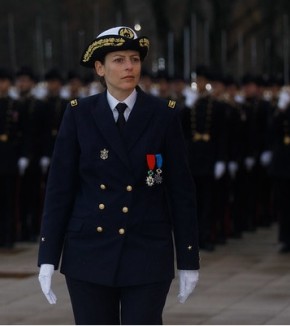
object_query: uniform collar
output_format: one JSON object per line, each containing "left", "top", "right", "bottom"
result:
{"left": 107, "top": 88, "right": 137, "bottom": 112}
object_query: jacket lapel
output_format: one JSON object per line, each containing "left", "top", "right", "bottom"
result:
{"left": 90, "top": 92, "right": 131, "bottom": 169}
{"left": 123, "top": 88, "right": 155, "bottom": 151}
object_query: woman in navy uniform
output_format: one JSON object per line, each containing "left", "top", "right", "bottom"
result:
{"left": 38, "top": 26, "right": 199, "bottom": 325}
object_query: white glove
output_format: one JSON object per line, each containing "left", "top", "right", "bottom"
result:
{"left": 244, "top": 157, "right": 255, "bottom": 171}
{"left": 277, "top": 89, "right": 290, "bottom": 111}
{"left": 228, "top": 161, "right": 238, "bottom": 179}
{"left": 260, "top": 151, "right": 272, "bottom": 167}
{"left": 177, "top": 270, "right": 199, "bottom": 303}
{"left": 38, "top": 264, "right": 57, "bottom": 304}
{"left": 18, "top": 157, "right": 29, "bottom": 175}
{"left": 214, "top": 161, "right": 226, "bottom": 179}
{"left": 39, "top": 156, "right": 51, "bottom": 174}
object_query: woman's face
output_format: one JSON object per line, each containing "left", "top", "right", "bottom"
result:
{"left": 94, "top": 50, "right": 141, "bottom": 99}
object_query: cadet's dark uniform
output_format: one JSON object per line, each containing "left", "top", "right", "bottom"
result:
{"left": 17, "top": 93, "right": 46, "bottom": 241}
{"left": 181, "top": 94, "right": 227, "bottom": 250}
{"left": 38, "top": 87, "right": 199, "bottom": 320}
{"left": 41, "top": 69, "right": 68, "bottom": 158}
{"left": 268, "top": 105, "right": 290, "bottom": 252}
{"left": 0, "top": 91, "right": 21, "bottom": 247}
{"left": 224, "top": 95, "right": 245, "bottom": 238}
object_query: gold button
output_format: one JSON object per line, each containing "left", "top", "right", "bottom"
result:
{"left": 96, "top": 226, "right": 103, "bottom": 233}
{"left": 126, "top": 185, "right": 133, "bottom": 192}
{"left": 119, "top": 228, "right": 125, "bottom": 235}
{"left": 100, "top": 184, "right": 106, "bottom": 190}
{"left": 99, "top": 203, "right": 105, "bottom": 210}
{"left": 122, "top": 207, "right": 129, "bottom": 213}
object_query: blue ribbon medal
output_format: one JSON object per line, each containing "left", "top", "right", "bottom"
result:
{"left": 154, "top": 154, "right": 163, "bottom": 184}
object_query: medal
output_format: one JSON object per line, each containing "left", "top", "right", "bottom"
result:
{"left": 154, "top": 154, "right": 163, "bottom": 184}
{"left": 100, "top": 148, "right": 109, "bottom": 160}
{"left": 146, "top": 154, "right": 155, "bottom": 186}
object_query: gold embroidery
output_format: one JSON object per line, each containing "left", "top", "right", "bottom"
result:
{"left": 70, "top": 99, "right": 78, "bottom": 107}
{"left": 192, "top": 132, "right": 211, "bottom": 142}
{"left": 168, "top": 100, "right": 176, "bottom": 109}
{"left": 139, "top": 38, "right": 149, "bottom": 48}
{"left": 82, "top": 38, "right": 126, "bottom": 62}
{"left": 119, "top": 28, "right": 134, "bottom": 39}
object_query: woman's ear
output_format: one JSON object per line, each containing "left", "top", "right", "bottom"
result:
{"left": 94, "top": 61, "right": 104, "bottom": 77}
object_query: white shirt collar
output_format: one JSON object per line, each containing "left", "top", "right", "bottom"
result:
{"left": 107, "top": 88, "right": 137, "bottom": 112}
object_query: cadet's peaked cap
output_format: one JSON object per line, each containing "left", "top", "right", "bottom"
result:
{"left": 80, "top": 26, "right": 150, "bottom": 68}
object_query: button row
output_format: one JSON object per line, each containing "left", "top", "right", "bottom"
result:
{"left": 98, "top": 203, "right": 129, "bottom": 213}
{"left": 99, "top": 184, "right": 133, "bottom": 192}
{"left": 96, "top": 227, "right": 125, "bottom": 235}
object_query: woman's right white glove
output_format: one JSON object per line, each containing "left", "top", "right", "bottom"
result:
{"left": 38, "top": 264, "right": 57, "bottom": 304}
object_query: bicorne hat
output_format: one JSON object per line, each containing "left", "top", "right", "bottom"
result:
{"left": 80, "top": 26, "right": 149, "bottom": 68}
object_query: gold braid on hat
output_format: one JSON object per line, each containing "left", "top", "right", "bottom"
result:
{"left": 82, "top": 37, "right": 126, "bottom": 63}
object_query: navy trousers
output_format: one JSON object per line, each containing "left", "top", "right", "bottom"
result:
{"left": 65, "top": 276, "right": 172, "bottom": 325}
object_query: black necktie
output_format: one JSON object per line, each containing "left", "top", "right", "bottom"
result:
{"left": 116, "top": 102, "right": 127, "bottom": 131}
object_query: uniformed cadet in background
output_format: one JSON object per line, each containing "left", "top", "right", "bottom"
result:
{"left": 0, "top": 68, "right": 20, "bottom": 248}
{"left": 222, "top": 76, "right": 245, "bottom": 238}
{"left": 38, "top": 26, "right": 200, "bottom": 325}
{"left": 237, "top": 74, "right": 272, "bottom": 232}
{"left": 139, "top": 68, "right": 154, "bottom": 94}
{"left": 180, "top": 66, "right": 227, "bottom": 252}
{"left": 254, "top": 75, "right": 276, "bottom": 228}
{"left": 14, "top": 66, "right": 46, "bottom": 242}
{"left": 42, "top": 68, "right": 68, "bottom": 160}
{"left": 65, "top": 70, "right": 84, "bottom": 100}
{"left": 207, "top": 72, "right": 232, "bottom": 245}
{"left": 154, "top": 70, "right": 172, "bottom": 100}
{"left": 268, "top": 85, "right": 290, "bottom": 253}
{"left": 171, "top": 73, "right": 198, "bottom": 111}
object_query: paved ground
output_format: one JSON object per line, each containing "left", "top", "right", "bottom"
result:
{"left": 1, "top": 223, "right": 290, "bottom": 325}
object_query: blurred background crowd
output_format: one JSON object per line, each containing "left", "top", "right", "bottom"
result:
{"left": 1, "top": 64, "right": 290, "bottom": 255}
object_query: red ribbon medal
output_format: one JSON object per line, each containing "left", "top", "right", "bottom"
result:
{"left": 146, "top": 154, "right": 156, "bottom": 186}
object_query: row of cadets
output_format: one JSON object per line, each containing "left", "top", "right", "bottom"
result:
{"left": 141, "top": 65, "right": 288, "bottom": 252}
{"left": 231, "top": 74, "right": 276, "bottom": 235}
{"left": 139, "top": 69, "right": 198, "bottom": 110}
{"left": 0, "top": 66, "right": 70, "bottom": 247}
{"left": 0, "top": 68, "right": 21, "bottom": 248}
{"left": 14, "top": 66, "right": 46, "bottom": 243}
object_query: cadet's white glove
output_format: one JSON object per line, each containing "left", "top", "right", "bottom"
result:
{"left": 277, "top": 89, "right": 290, "bottom": 111}
{"left": 39, "top": 156, "right": 51, "bottom": 174}
{"left": 177, "top": 270, "right": 199, "bottom": 303}
{"left": 18, "top": 157, "right": 29, "bottom": 175}
{"left": 38, "top": 264, "right": 57, "bottom": 304}
{"left": 214, "top": 161, "right": 226, "bottom": 179}
{"left": 228, "top": 161, "right": 238, "bottom": 179}
{"left": 260, "top": 151, "right": 272, "bottom": 167}
{"left": 244, "top": 157, "right": 255, "bottom": 171}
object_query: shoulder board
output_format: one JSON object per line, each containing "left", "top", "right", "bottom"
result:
{"left": 70, "top": 99, "right": 78, "bottom": 107}
{"left": 168, "top": 100, "right": 176, "bottom": 109}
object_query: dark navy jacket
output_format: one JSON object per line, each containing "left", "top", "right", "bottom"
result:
{"left": 38, "top": 87, "right": 199, "bottom": 286}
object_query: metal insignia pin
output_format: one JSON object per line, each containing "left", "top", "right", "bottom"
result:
{"left": 100, "top": 148, "right": 109, "bottom": 160}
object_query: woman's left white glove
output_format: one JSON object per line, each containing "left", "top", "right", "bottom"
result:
{"left": 38, "top": 264, "right": 57, "bottom": 304}
{"left": 177, "top": 270, "right": 199, "bottom": 303}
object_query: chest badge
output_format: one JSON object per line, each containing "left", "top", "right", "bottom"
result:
{"left": 100, "top": 148, "right": 109, "bottom": 160}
